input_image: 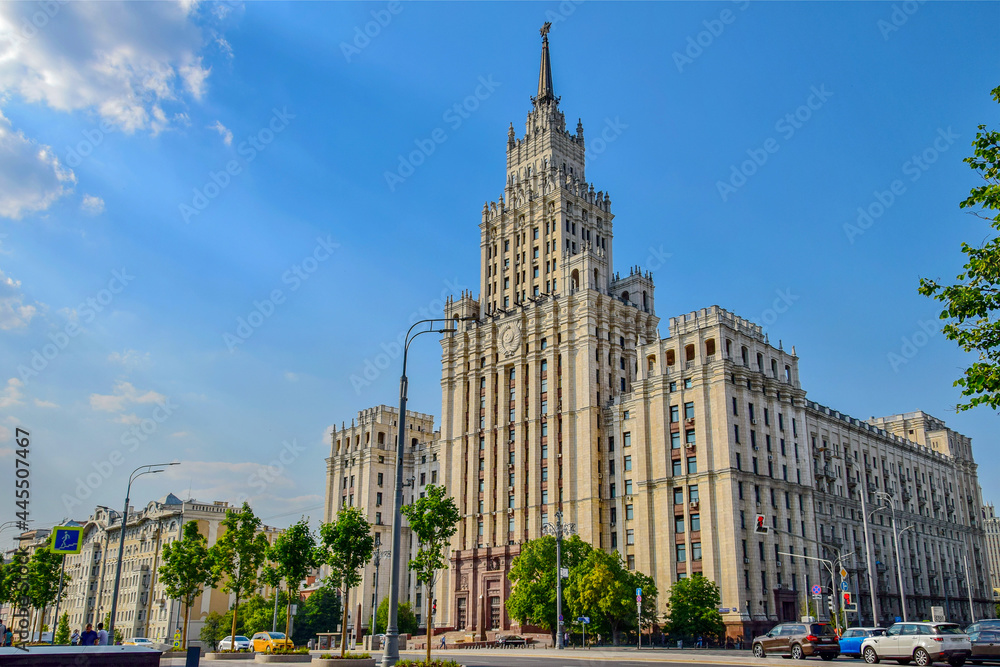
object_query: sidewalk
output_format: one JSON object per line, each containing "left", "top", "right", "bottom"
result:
{"left": 397, "top": 646, "right": 790, "bottom": 665}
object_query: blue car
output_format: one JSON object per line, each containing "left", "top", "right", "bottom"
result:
{"left": 839, "top": 627, "right": 885, "bottom": 657}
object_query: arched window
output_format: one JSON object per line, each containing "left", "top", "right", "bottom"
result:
{"left": 756, "top": 352, "right": 764, "bottom": 370}
{"left": 705, "top": 339, "right": 716, "bottom": 357}
{"left": 771, "top": 359, "right": 778, "bottom": 377}
{"left": 411, "top": 437, "right": 418, "bottom": 447}
{"left": 540, "top": 337, "right": 547, "bottom": 350}
{"left": 685, "top": 344, "right": 695, "bottom": 362}
{"left": 647, "top": 355, "right": 656, "bottom": 374}
{"left": 594, "top": 269, "right": 599, "bottom": 288}
{"left": 785, "top": 365, "right": 792, "bottom": 382}
{"left": 741, "top": 346, "right": 749, "bottom": 366}
{"left": 571, "top": 269, "right": 580, "bottom": 290}
{"left": 541, "top": 359, "right": 548, "bottom": 372}
{"left": 622, "top": 290, "right": 630, "bottom": 303}
{"left": 666, "top": 349, "right": 676, "bottom": 366}
{"left": 642, "top": 290, "right": 648, "bottom": 311}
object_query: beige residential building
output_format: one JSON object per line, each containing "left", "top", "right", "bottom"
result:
{"left": 17, "top": 496, "right": 281, "bottom": 645}
{"left": 984, "top": 504, "right": 1000, "bottom": 600}
{"left": 323, "top": 28, "right": 991, "bottom": 640}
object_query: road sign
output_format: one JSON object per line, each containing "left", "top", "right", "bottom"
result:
{"left": 560, "top": 567, "right": 569, "bottom": 578}
{"left": 51, "top": 526, "right": 83, "bottom": 554}
{"left": 812, "top": 595, "right": 822, "bottom": 601}
{"left": 841, "top": 580, "right": 849, "bottom": 592}
{"left": 577, "top": 616, "right": 590, "bottom": 624}
{"left": 559, "top": 615, "right": 563, "bottom": 622}
{"left": 840, "top": 568, "right": 848, "bottom": 579}
{"left": 843, "top": 603, "right": 858, "bottom": 613}
{"left": 810, "top": 584, "right": 822, "bottom": 595}
{"left": 636, "top": 587, "right": 642, "bottom": 596}
{"left": 637, "top": 595, "right": 642, "bottom": 604}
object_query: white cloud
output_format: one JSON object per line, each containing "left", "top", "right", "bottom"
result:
{"left": 107, "top": 349, "right": 151, "bottom": 371}
{"left": 81, "top": 194, "right": 105, "bottom": 215}
{"left": 0, "top": 2, "right": 222, "bottom": 135}
{"left": 0, "top": 111, "right": 76, "bottom": 219}
{"left": 284, "top": 372, "right": 298, "bottom": 382}
{"left": 209, "top": 120, "right": 232, "bottom": 146}
{"left": 34, "top": 398, "right": 58, "bottom": 408}
{"left": 0, "top": 268, "right": 39, "bottom": 329}
{"left": 89, "top": 380, "right": 165, "bottom": 412}
{"left": 0, "top": 377, "right": 24, "bottom": 408}
{"left": 113, "top": 413, "right": 142, "bottom": 425}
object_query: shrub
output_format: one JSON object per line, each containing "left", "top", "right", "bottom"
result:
{"left": 273, "top": 646, "right": 310, "bottom": 654}
{"left": 317, "top": 653, "right": 372, "bottom": 660}
{"left": 395, "top": 660, "right": 462, "bottom": 667}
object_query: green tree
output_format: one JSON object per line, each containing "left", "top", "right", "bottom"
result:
{"left": 400, "top": 484, "right": 461, "bottom": 663}
{"left": 292, "top": 586, "right": 342, "bottom": 645}
{"left": 159, "top": 521, "right": 217, "bottom": 649}
{"left": 200, "top": 611, "right": 227, "bottom": 651}
{"left": 564, "top": 548, "right": 655, "bottom": 645}
{"left": 209, "top": 502, "right": 270, "bottom": 652}
{"left": 663, "top": 573, "right": 725, "bottom": 644}
{"left": 54, "top": 612, "right": 70, "bottom": 644}
{"left": 919, "top": 85, "right": 1000, "bottom": 411}
{"left": 27, "top": 544, "right": 66, "bottom": 640}
{"left": 318, "top": 506, "right": 375, "bottom": 658}
{"left": 374, "top": 597, "right": 418, "bottom": 636}
{"left": 269, "top": 518, "right": 320, "bottom": 639}
{"left": 506, "top": 535, "right": 592, "bottom": 643}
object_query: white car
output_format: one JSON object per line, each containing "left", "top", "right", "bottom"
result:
{"left": 123, "top": 637, "right": 156, "bottom": 649}
{"left": 218, "top": 635, "right": 252, "bottom": 651}
{"left": 861, "top": 622, "right": 971, "bottom": 666}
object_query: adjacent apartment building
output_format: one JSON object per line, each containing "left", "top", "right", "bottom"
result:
{"left": 323, "top": 27, "right": 992, "bottom": 640}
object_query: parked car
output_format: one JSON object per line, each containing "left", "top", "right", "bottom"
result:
{"left": 751, "top": 621, "right": 840, "bottom": 660}
{"left": 967, "top": 620, "right": 1000, "bottom": 635}
{"left": 861, "top": 621, "right": 971, "bottom": 666}
{"left": 122, "top": 637, "right": 156, "bottom": 648}
{"left": 497, "top": 635, "right": 527, "bottom": 647}
{"left": 968, "top": 628, "right": 1000, "bottom": 665}
{"left": 840, "top": 627, "right": 886, "bottom": 658}
{"left": 251, "top": 631, "right": 294, "bottom": 653}
{"left": 217, "top": 635, "right": 252, "bottom": 651}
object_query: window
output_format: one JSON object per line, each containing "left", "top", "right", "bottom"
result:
{"left": 626, "top": 529, "right": 635, "bottom": 545}
{"left": 685, "top": 430, "right": 696, "bottom": 447}
{"left": 684, "top": 378, "right": 693, "bottom": 389}
{"left": 734, "top": 424, "right": 740, "bottom": 443}
{"left": 732, "top": 397, "right": 738, "bottom": 415}
{"left": 608, "top": 436, "right": 615, "bottom": 451}
{"left": 609, "top": 483, "right": 616, "bottom": 498}
{"left": 625, "top": 504, "right": 634, "bottom": 520}
{"left": 377, "top": 473, "right": 383, "bottom": 486}
{"left": 623, "top": 432, "right": 631, "bottom": 447}
{"left": 610, "top": 531, "right": 618, "bottom": 547}
{"left": 672, "top": 460, "right": 682, "bottom": 476}
{"left": 736, "top": 452, "right": 742, "bottom": 470}
{"left": 691, "top": 513, "right": 700, "bottom": 531}
{"left": 684, "top": 402, "right": 695, "bottom": 419}
{"left": 625, "top": 479, "right": 633, "bottom": 494}
{"left": 692, "top": 542, "right": 702, "bottom": 561}
{"left": 686, "top": 457, "right": 697, "bottom": 474}
{"left": 676, "top": 544, "right": 686, "bottom": 562}
{"left": 627, "top": 554, "right": 635, "bottom": 570}
{"left": 541, "top": 444, "right": 548, "bottom": 459}
{"left": 671, "top": 432, "right": 681, "bottom": 449}
{"left": 541, "top": 467, "right": 548, "bottom": 481}
{"left": 674, "top": 488, "right": 684, "bottom": 505}
{"left": 624, "top": 455, "right": 632, "bottom": 471}
{"left": 376, "top": 492, "right": 383, "bottom": 506}
{"left": 670, "top": 405, "right": 679, "bottom": 422}
{"left": 675, "top": 516, "right": 685, "bottom": 533}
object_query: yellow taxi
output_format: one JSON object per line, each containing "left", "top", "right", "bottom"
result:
{"left": 251, "top": 631, "right": 294, "bottom": 653}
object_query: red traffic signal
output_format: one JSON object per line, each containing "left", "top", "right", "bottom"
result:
{"left": 432, "top": 599, "right": 437, "bottom": 615}
{"left": 842, "top": 592, "right": 852, "bottom": 606}
{"left": 754, "top": 514, "right": 769, "bottom": 534}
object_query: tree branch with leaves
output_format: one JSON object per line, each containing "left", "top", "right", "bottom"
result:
{"left": 318, "top": 506, "right": 374, "bottom": 658}
{"left": 159, "top": 520, "right": 217, "bottom": 649}
{"left": 209, "top": 503, "right": 270, "bottom": 652}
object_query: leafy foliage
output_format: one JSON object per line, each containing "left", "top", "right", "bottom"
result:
{"left": 663, "top": 573, "right": 725, "bottom": 643}
{"left": 199, "top": 611, "right": 227, "bottom": 650}
{"left": 564, "top": 548, "right": 656, "bottom": 643}
{"left": 208, "top": 502, "right": 270, "bottom": 650}
{"left": 395, "top": 660, "right": 462, "bottom": 667}
{"left": 159, "top": 521, "right": 217, "bottom": 648}
{"left": 375, "top": 597, "right": 418, "bottom": 636}
{"left": 54, "top": 612, "right": 70, "bottom": 644}
{"left": 401, "top": 484, "right": 461, "bottom": 663}
{"left": 268, "top": 517, "right": 320, "bottom": 637}
{"left": 318, "top": 506, "right": 375, "bottom": 657}
{"left": 291, "top": 585, "right": 342, "bottom": 645}
{"left": 919, "top": 85, "right": 1000, "bottom": 411}
{"left": 506, "top": 535, "right": 592, "bottom": 633}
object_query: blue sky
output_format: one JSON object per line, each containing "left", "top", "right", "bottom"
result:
{"left": 0, "top": 1, "right": 998, "bottom": 542}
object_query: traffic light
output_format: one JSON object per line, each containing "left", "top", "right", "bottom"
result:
{"left": 843, "top": 592, "right": 851, "bottom": 607}
{"left": 432, "top": 599, "right": 437, "bottom": 615}
{"left": 754, "top": 514, "right": 769, "bottom": 534}
{"left": 827, "top": 593, "right": 835, "bottom": 614}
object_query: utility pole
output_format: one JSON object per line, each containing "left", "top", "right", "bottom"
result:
{"left": 542, "top": 510, "right": 575, "bottom": 649}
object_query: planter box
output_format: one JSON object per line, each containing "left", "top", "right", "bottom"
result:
{"left": 311, "top": 660, "right": 377, "bottom": 667}
{"left": 255, "top": 654, "right": 312, "bottom": 663}
{"left": 206, "top": 652, "right": 255, "bottom": 659}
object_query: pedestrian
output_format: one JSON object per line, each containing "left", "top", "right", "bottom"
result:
{"left": 697, "top": 635, "right": 703, "bottom": 649}
{"left": 307, "top": 638, "right": 314, "bottom": 650}
{"left": 81, "top": 623, "right": 97, "bottom": 646}
{"left": 596, "top": 633, "right": 601, "bottom": 646}
{"left": 440, "top": 634, "right": 446, "bottom": 649}
{"left": 96, "top": 622, "right": 108, "bottom": 645}
{"left": 71, "top": 629, "right": 80, "bottom": 645}
{"left": 4, "top": 628, "right": 12, "bottom": 647}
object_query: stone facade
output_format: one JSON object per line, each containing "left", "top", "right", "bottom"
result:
{"left": 322, "top": 28, "right": 991, "bottom": 639}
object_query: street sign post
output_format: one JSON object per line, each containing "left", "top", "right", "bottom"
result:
{"left": 841, "top": 581, "right": 849, "bottom": 592}
{"left": 577, "top": 616, "right": 590, "bottom": 648}
{"left": 811, "top": 584, "right": 822, "bottom": 596}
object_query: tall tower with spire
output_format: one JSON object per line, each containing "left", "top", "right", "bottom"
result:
{"left": 441, "top": 25, "right": 658, "bottom": 637}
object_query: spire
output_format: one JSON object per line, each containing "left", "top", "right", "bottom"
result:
{"left": 536, "top": 22, "right": 555, "bottom": 103}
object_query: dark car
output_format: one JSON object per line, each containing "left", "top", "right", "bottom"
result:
{"left": 967, "top": 620, "right": 1000, "bottom": 636}
{"left": 969, "top": 628, "right": 1000, "bottom": 664}
{"left": 752, "top": 621, "right": 840, "bottom": 660}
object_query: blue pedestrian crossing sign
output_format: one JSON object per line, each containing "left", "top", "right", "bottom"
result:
{"left": 841, "top": 581, "right": 849, "bottom": 592}
{"left": 51, "top": 526, "right": 83, "bottom": 554}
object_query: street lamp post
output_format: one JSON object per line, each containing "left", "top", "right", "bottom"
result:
{"left": 382, "top": 317, "right": 467, "bottom": 667}
{"left": 542, "top": 510, "right": 576, "bottom": 649}
{"left": 842, "top": 458, "right": 879, "bottom": 625}
{"left": 874, "top": 491, "right": 909, "bottom": 622}
{"left": 370, "top": 547, "right": 392, "bottom": 642}
{"left": 108, "top": 462, "right": 179, "bottom": 643}
{"left": 778, "top": 550, "right": 854, "bottom": 632}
